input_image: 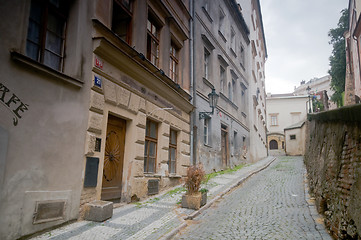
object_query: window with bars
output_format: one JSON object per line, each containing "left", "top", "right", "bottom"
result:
{"left": 168, "top": 129, "right": 177, "bottom": 174}
{"left": 112, "top": 0, "right": 132, "bottom": 44}
{"left": 169, "top": 42, "right": 179, "bottom": 83}
{"left": 26, "top": 0, "right": 69, "bottom": 71}
{"left": 147, "top": 15, "right": 160, "bottom": 66}
{"left": 144, "top": 119, "right": 158, "bottom": 173}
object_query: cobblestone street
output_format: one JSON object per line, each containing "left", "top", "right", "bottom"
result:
{"left": 174, "top": 156, "right": 332, "bottom": 240}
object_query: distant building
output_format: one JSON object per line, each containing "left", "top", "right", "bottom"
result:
{"left": 294, "top": 75, "right": 336, "bottom": 110}
{"left": 266, "top": 94, "right": 309, "bottom": 156}
{"left": 345, "top": 0, "right": 361, "bottom": 105}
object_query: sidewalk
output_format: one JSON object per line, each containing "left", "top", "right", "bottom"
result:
{"left": 29, "top": 156, "right": 276, "bottom": 240}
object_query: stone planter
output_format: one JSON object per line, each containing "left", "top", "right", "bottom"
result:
{"left": 200, "top": 191, "right": 207, "bottom": 207}
{"left": 181, "top": 192, "right": 202, "bottom": 210}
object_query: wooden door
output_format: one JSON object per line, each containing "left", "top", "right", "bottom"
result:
{"left": 101, "top": 115, "right": 126, "bottom": 201}
{"left": 221, "top": 125, "right": 229, "bottom": 167}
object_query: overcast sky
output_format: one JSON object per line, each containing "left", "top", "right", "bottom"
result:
{"left": 260, "top": 0, "right": 348, "bottom": 94}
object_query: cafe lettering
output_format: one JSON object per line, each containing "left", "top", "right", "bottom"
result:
{"left": 0, "top": 82, "right": 29, "bottom": 126}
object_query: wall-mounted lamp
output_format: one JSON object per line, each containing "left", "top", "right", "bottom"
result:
{"left": 199, "top": 88, "right": 219, "bottom": 119}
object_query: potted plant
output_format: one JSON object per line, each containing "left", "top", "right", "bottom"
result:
{"left": 181, "top": 164, "right": 206, "bottom": 210}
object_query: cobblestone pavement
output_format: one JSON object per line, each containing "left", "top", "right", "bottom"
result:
{"left": 29, "top": 157, "right": 275, "bottom": 240}
{"left": 174, "top": 156, "right": 332, "bottom": 240}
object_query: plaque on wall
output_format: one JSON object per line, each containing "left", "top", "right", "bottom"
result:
{"left": 84, "top": 157, "right": 99, "bottom": 187}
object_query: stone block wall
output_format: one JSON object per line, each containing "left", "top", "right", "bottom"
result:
{"left": 304, "top": 104, "right": 361, "bottom": 239}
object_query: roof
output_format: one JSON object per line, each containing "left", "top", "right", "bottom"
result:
{"left": 284, "top": 120, "right": 306, "bottom": 131}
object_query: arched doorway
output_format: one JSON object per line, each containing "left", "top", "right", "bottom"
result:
{"left": 269, "top": 140, "right": 278, "bottom": 150}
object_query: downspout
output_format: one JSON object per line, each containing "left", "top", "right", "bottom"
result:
{"left": 190, "top": 0, "right": 197, "bottom": 165}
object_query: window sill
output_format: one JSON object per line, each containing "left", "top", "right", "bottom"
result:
{"left": 202, "top": 77, "right": 214, "bottom": 89}
{"left": 218, "top": 30, "right": 227, "bottom": 43}
{"left": 202, "top": 7, "right": 213, "bottom": 23}
{"left": 11, "top": 51, "right": 83, "bottom": 88}
{"left": 144, "top": 173, "right": 162, "bottom": 178}
{"left": 230, "top": 48, "right": 237, "bottom": 58}
{"left": 169, "top": 174, "right": 182, "bottom": 178}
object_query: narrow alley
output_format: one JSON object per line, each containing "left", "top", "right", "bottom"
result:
{"left": 174, "top": 156, "right": 332, "bottom": 240}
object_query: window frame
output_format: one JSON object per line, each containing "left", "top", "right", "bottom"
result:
{"left": 270, "top": 115, "right": 278, "bottom": 126}
{"left": 169, "top": 41, "right": 179, "bottom": 83}
{"left": 26, "top": 0, "right": 68, "bottom": 72}
{"left": 204, "top": 118, "right": 210, "bottom": 145}
{"left": 168, "top": 129, "right": 177, "bottom": 174}
{"left": 147, "top": 15, "right": 160, "bottom": 66}
{"left": 112, "top": 0, "right": 133, "bottom": 44}
{"left": 144, "top": 119, "right": 158, "bottom": 173}
{"left": 220, "top": 65, "right": 226, "bottom": 93}
{"left": 204, "top": 47, "right": 210, "bottom": 79}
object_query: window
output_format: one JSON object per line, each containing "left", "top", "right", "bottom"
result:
{"left": 204, "top": 118, "right": 210, "bottom": 145}
{"left": 204, "top": 0, "right": 210, "bottom": 12}
{"left": 220, "top": 66, "right": 225, "bottom": 93}
{"left": 240, "top": 45, "right": 245, "bottom": 67}
{"left": 168, "top": 129, "right": 177, "bottom": 174}
{"left": 204, "top": 48, "right": 210, "bottom": 79}
{"left": 147, "top": 15, "right": 160, "bottom": 66}
{"left": 231, "top": 28, "right": 236, "bottom": 52}
{"left": 282, "top": 141, "right": 285, "bottom": 149}
{"left": 228, "top": 82, "right": 232, "bottom": 101}
{"left": 169, "top": 42, "right": 179, "bottom": 82}
{"left": 232, "top": 79, "right": 236, "bottom": 102}
{"left": 26, "top": 0, "right": 69, "bottom": 71}
{"left": 219, "top": 9, "right": 225, "bottom": 35}
{"left": 290, "top": 135, "right": 296, "bottom": 140}
{"left": 144, "top": 119, "right": 158, "bottom": 173}
{"left": 112, "top": 0, "right": 132, "bottom": 44}
{"left": 271, "top": 115, "right": 278, "bottom": 126}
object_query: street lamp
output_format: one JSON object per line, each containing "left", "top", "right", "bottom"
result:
{"left": 306, "top": 86, "right": 312, "bottom": 113}
{"left": 199, "top": 88, "right": 219, "bottom": 119}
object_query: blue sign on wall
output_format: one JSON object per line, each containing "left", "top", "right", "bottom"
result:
{"left": 94, "top": 76, "right": 102, "bottom": 88}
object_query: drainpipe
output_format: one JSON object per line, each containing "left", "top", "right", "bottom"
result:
{"left": 189, "top": 0, "right": 197, "bottom": 165}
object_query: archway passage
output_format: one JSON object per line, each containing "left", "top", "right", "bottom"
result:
{"left": 269, "top": 140, "right": 278, "bottom": 150}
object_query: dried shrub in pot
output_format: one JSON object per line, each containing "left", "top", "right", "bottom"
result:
{"left": 184, "top": 164, "right": 205, "bottom": 195}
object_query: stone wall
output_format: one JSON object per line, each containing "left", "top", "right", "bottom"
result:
{"left": 304, "top": 104, "right": 361, "bottom": 239}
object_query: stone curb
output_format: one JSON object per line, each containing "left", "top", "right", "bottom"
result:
{"left": 161, "top": 156, "right": 276, "bottom": 240}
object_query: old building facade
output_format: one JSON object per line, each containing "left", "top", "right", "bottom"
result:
{"left": 0, "top": 0, "right": 193, "bottom": 239}
{"left": 345, "top": 0, "right": 361, "bottom": 105}
{"left": 0, "top": 1, "right": 92, "bottom": 239}
{"left": 192, "top": 0, "right": 251, "bottom": 173}
{"left": 238, "top": 0, "right": 268, "bottom": 162}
